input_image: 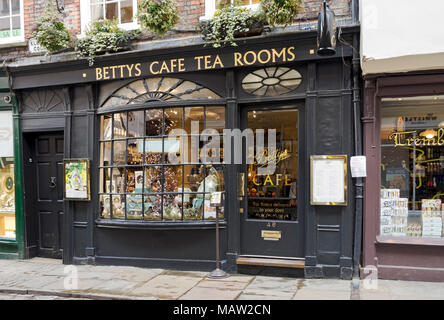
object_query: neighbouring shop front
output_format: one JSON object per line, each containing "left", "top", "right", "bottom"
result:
{"left": 363, "top": 73, "right": 444, "bottom": 281}
{"left": 0, "top": 69, "right": 24, "bottom": 259}
{"left": 8, "top": 26, "right": 360, "bottom": 278}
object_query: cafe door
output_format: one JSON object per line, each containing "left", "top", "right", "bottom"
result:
{"left": 240, "top": 105, "right": 305, "bottom": 259}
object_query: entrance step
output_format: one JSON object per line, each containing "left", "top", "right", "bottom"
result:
{"left": 236, "top": 257, "right": 305, "bottom": 277}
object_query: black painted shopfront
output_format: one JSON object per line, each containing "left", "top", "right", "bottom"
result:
{"left": 8, "top": 26, "right": 360, "bottom": 278}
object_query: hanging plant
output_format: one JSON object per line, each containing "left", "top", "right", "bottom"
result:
{"left": 34, "top": 1, "right": 71, "bottom": 53}
{"left": 260, "top": 0, "right": 302, "bottom": 27}
{"left": 75, "top": 19, "right": 140, "bottom": 66}
{"left": 199, "top": 5, "right": 266, "bottom": 48}
{"left": 137, "top": 0, "right": 179, "bottom": 36}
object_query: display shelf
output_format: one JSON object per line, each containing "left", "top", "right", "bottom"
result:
{"left": 376, "top": 235, "right": 444, "bottom": 247}
{"left": 95, "top": 218, "right": 227, "bottom": 230}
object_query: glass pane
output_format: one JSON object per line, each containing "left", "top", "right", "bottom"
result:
{"left": 144, "top": 193, "right": 161, "bottom": 220}
{"left": 113, "top": 112, "right": 127, "bottom": 138}
{"left": 0, "top": 157, "right": 15, "bottom": 238}
{"left": 164, "top": 108, "right": 183, "bottom": 135}
{"left": 100, "top": 194, "right": 111, "bottom": 219}
{"left": 100, "top": 141, "right": 111, "bottom": 166}
{"left": 126, "top": 194, "right": 143, "bottom": 220}
{"left": 163, "top": 194, "right": 182, "bottom": 220}
{"left": 127, "top": 111, "right": 144, "bottom": 137}
{"left": 380, "top": 95, "right": 444, "bottom": 238}
{"left": 110, "top": 167, "right": 125, "bottom": 193}
{"left": 11, "top": 15, "right": 20, "bottom": 37}
{"left": 184, "top": 193, "right": 203, "bottom": 220}
{"left": 0, "top": 17, "right": 10, "bottom": 38}
{"left": 145, "top": 109, "right": 162, "bottom": 136}
{"left": 101, "top": 115, "right": 112, "bottom": 140}
{"left": 126, "top": 166, "right": 143, "bottom": 193}
{"left": 144, "top": 166, "right": 162, "bottom": 193}
{"left": 105, "top": 2, "right": 118, "bottom": 20}
{"left": 127, "top": 139, "right": 143, "bottom": 165}
{"left": 113, "top": 140, "right": 126, "bottom": 165}
{"left": 120, "top": 0, "right": 133, "bottom": 23}
{"left": 246, "top": 109, "right": 298, "bottom": 221}
{"left": 184, "top": 107, "right": 204, "bottom": 134}
{"left": 184, "top": 165, "right": 205, "bottom": 192}
{"left": 205, "top": 107, "right": 225, "bottom": 133}
{"left": 91, "top": 3, "right": 104, "bottom": 21}
{"left": 111, "top": 194, "right": 126, "bottom": 219}
{"left": 0, "top": 1, "right": 9, "bottom": 17}
{"left": 164, "top": 165, "right": 183, "bottom": 192}
{"left": 144, "top": 138, "right": 163, "bottom": 164}
{"left": 11, "top": 0, "right": 19, "bottom": 14}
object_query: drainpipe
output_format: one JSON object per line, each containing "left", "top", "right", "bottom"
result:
{"left": 352, "top": 0, "right": 359, "bottom": 24}
{"left": 351, "top": 28, "right": 363, "bottom": 293}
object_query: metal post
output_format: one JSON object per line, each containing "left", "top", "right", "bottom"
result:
{"left": 207, "top": 193, "right": 229, "bottom": 279}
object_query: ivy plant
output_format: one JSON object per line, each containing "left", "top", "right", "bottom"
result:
{"left": 199, "top": 5, "right": 266, "bottom": 48}
{"left": 34, "top": 1, "right": 70, "bottom": 53}
{"left": 137, "top": 0, "right": 179, "bottom": 36}
{"left": 260, "top": 0, "right": 302, "bottom": 27}
{"left": 75, "top": 19, "right": 140, "bottom": 66}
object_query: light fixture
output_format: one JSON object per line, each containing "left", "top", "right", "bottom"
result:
{"left": 316, "top": 0, "right": 337, "bottom": 56}
{"left": 420, "top": 129, "right": 438, "bottom": 139}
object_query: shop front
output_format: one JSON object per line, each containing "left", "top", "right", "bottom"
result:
{"left": 9, "top": 26, "right": 360, "bottom": 278}
{"left": 363, "top": 73, "right": 444, "bottom": 281}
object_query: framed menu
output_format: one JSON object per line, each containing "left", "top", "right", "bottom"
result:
{"left": 310, "top": 155, "right": 347, "bottom": 206}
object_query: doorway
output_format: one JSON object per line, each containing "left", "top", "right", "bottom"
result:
{"left": 23, "top": 132, "right": 64, "bottom": 259}
{"left": 240, "top": 105, "right": 305, "bottom": 259}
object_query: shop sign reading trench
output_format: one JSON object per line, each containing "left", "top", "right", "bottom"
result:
{"left": 85, "top": 46, "right": 299, "bottom": 81}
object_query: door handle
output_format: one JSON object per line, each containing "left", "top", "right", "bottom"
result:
{"left": 49, "top": 177, "right": 57, "bottom": 189}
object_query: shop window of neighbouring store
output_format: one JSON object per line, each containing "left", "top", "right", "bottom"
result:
{"left": 0, "top": 0, "right": 24, "bottom": 45}
{"left": 380, "top": 95, "right": 444, "bottom": 239}
{"left": 0, "top": 110, "right": 15, "bottom": 239}
{"left": 99, "top": 77, "right": 225, "bottom": 222}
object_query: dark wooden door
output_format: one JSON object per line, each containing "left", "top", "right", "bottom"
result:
{"left": 240, "top": 105, "right": 305, "bottom": 259}
{"left": 33, "top": 133, "right": 64, "bottom": 258}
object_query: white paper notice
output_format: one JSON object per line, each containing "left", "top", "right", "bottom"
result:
{"left": 312, "top": 158, "right": 345, "bottom": 204}
{"left": 350, "top": 156, "right": 367, "bottom": 178}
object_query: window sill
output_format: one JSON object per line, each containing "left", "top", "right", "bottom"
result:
{"left": 0, "top": 237, "right": 17, "bottom": 244}
{"left": 376, "top": 235, "right": 444, "bottom": 247}
{"left": 95, "top": 218, "right": 227, "bottom": 230}
{"left": 0, "top": 40, "right": 26, "bottom": 48}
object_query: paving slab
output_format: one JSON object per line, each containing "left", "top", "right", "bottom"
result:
{"left": 293, "top": 289, "right": 350, "bottom": 300}
{"left": 111, "top": 269, "right": 164, "bottom": 282}
{"left": 197, "top": 280, "right": 249, "bottom": 290}
{"left": 161, "top": 270, "right": 208, "bottom": 278}
{"left": 242, "top": 276, "right": 299, "bottom": 298}
{"left": 88, "top": 279, "right": 142, "bottom": 294}
{"left": 14, "top": 275, "right": 62, "bottom": 290}
{"left": 300, "top": 279, "right": 352, "bottom": 292}
{"left": 179, "top": 286, "right": 242, "bottom": 300}
{"left": 129, "top": 275, "right": 202, "bottom": 299}
{"left": 237, "top": 293, "right": 288, "bottom": 300}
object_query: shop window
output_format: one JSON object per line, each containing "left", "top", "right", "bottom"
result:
{"left": 0, "top": 0, "right": 24, "bottom": 45}
{"left": 202, "top": 0, "right": 260, "bottom": 20}
{"left": 0, "top": 110, "right": 15, "bottom": 239}
{"left": 99, "top": 77, "right": 225, "bottom": 222}
{"left": 380, "top": 95, "right": 444, "bottom": 238}
{"left": 80, "top": 0, "right": 140, "bottom": 33}
{"left": 242, "top": 67, "right": 302, "bottom": 96}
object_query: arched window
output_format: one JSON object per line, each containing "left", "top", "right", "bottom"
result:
{"left": 98, "top": 77, "right": 225, "bottom": 222}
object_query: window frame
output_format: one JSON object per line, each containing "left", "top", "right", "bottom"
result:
{"left": 80, "top": 0, "right": 139, "bottom": 35}
{"left": 0, "top": 0, "right": 24, "bottom": 46}
{"left": 201, "top": 0, "right": 260, "bottom": 20}
{"left": 96, "top": 103, "right": 227, "bottom": 223}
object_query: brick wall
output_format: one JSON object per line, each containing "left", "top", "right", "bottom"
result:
{"left": 1, "top": 0, "right": 351, "bottom": 62}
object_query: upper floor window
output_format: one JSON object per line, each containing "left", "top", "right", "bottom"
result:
{"left": 202, "top": 0, "right": 260, "bottom": 20}
{"left": 80, "top": 0, "right": 139, "bottom": 33}
{"left": 0, "top": 0, "right": 24, "bottom": 45}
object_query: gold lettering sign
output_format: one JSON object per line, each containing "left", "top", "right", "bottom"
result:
{"left": 390, "top": 128, "right": 444, "bottom": 147}
{"left": 92, "top": 46, "right": 298, "bottom": 81}
{"left": 261, "top": 230, "right": 282, "bottom": 241}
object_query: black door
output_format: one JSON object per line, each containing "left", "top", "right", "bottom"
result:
{"left": 240, "top": 105, "right": 305, "bottom": 258}
{"left": 25, "top": 133, "right": 65, "bottom": 259}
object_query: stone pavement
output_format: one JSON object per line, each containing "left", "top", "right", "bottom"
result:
{"left": 0, "top": 258, "right": 443, "bottom": 300}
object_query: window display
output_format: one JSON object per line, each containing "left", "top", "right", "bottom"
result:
{"left": 99, "top": 106, "right": 225, "bottom": 221}
{"left": 0, "top": 110, "right": 15, "bottom": 238}
{"left": 380, "top": 96, "right": 444, "bottom": 238}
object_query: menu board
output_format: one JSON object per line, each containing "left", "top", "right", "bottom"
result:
{"left": 310, "top": 155, "right": 347, "bottom": 206}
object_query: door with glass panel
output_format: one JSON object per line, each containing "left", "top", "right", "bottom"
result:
{"left": 240, "top": 106, "right": 304, "bottom": 258}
